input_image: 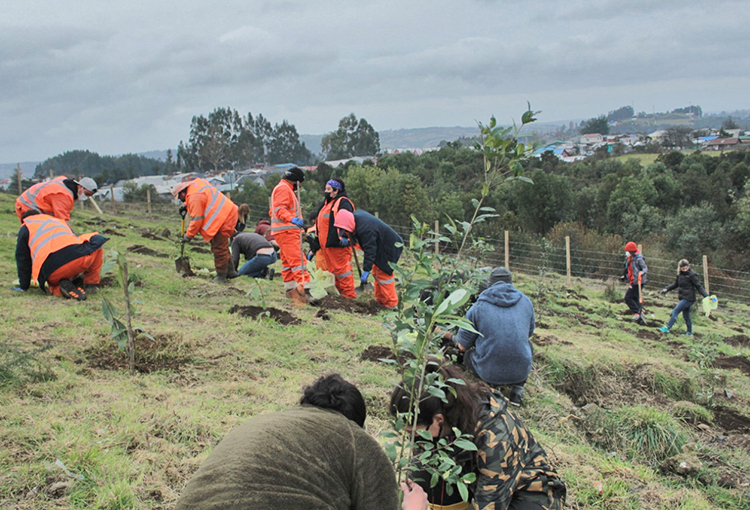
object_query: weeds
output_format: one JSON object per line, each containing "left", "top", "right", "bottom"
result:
{"left": 688, "top": 335, "right": 720, "bottom": 370}
{"left": 605, "top": 405, "right": 687, "bottom": 464}
{"left": 0, "top": 341, "right": 55, "bottom": 387}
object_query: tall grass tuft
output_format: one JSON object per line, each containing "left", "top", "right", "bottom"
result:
{"left": 605, "top": 405, "right": 687, "bottom": 464}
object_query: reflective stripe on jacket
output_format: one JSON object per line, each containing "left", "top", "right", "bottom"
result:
{"left": 24, "top": 214, "right": 90, "bottom": 280}
{"left": 17, "top": 176, "right": 74, "bottom": 220}
{"left": 269, "top": 179, "right": 299, "bottom": 233}
{"left": 185, "top": 178, "right": 238, "bottom": 241}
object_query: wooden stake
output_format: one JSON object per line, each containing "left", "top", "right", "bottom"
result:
{"left": 434, "top": 220, "right": 440, "bottom": 255}
{"left": 566, "top": 235, "right": 572, "bottom": 288}
{"left": 504, "top": 231, "right": 510, "bottom": 269}
{"left": 147, "top": 187, "right": 152, "bottom": 216}
{"left": 703, "top": 255, "right": 710, "bottom": 294}
{"left": 16, "top": 164, "right": 22, "bottom": 196}
{"left": 110, "top": 185, "right": 117, "bottom": 214}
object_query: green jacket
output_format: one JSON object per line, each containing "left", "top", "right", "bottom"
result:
{"left": 472, "top": 391, "right": 566, "bottom": 510}
{"left": 176, "top": 406, "right": 399, "bottom": 510}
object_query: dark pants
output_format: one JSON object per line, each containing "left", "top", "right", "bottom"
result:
{"left": 666, "top": 299, "right": 694, "bottom": 332}
{"left": 624, "top": 283, "right": 645, "bottom": 313}
{"left": 509, "top": 489, "right": 564, "bottom": 510}
{"left": 238, "top": 252, "right": 277, "bottom": 278}
{"left": 210, "top": 232, "right": 231, "bottom": 273}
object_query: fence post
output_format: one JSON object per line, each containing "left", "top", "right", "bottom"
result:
{"left": 110, "top": 185, "right": 117, "bottom": 214}
{"left": 703, "top": 255, "right": 710, "bottom": 294}
{"left": 16, "top": 164, "right": 22, "bottom": 195}
{"left": 504, "top": 231, "right": 510, "bottom": 269}
{"left": 434, "top": 220, "right": 440, "bottom": 255}
{"left": 374, "top": 211, "right": 379, "bottom": 218}
{"left": 49, "top": 168, "right": 54, "bottom": 178}
{"left": 566, "top": 236, "right": 572, "bottom": 288}
{"left": 147, "top": 187, "right": 152, "bottom": 216}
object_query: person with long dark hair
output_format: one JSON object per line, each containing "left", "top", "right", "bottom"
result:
{"left": 659, "top": 259, "right": 711, "bottom": 336}
{"left": 390, "top": 363, "right": 566, "bottom": 510}
{"left": 177, "top": 374, "right": 428, "bottom": 510}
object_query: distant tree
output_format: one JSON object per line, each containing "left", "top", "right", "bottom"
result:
{"left": 607, "top": 106, "right": 634, "bottom": 122}
{"left": 662, "top": 127, "right": 693, "bottom": 149}
{"left": 266, "top": 120, "right": 313, "bottom": 165}
{"left": 665, "top": 203, "right": 721, "bottom": 262}
{"left": 321, "top": 114, "right": 380, "bottom": 160}
{"left": 579, "top": 115, "right": 610, "bottom": 135}
{"left": 722, "top": 117, "right": 740, "bottom": 130}
{"left": 671, "top": 105, "right": 702, "bottom": 117}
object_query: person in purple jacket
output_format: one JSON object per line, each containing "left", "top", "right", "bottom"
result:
{"left": 453, "top": 267, "right": 534, "bottom": 406}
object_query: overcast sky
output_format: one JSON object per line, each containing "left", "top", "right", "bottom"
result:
{"left": 2, "top": 0, "right": 748, "bottom": 162}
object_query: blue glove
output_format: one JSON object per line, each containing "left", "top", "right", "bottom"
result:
{"left": 307, "top": 251, "right": 314, "bottom": 261}
{"left": 339, "top": 237, "right": 350, "bottom": 247}
{"left": 291, "top": 217, "right": 304, "bottom": 227}
{"left": 361, "top": 270, "right": 369, "bottom": 283}
{"left": 11, "top": 287, "right": 25, "bottom": 292}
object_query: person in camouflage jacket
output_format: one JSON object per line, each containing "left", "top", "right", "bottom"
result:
{"left": 391, "top": 363, "right": 565, "bottom": 510}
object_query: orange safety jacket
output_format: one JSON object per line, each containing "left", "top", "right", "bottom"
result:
{"left": 16, "top": 176, "right": 75, "bottom": 221}
{"left": 185, "top": 178, "right": 238, "bottom": 241}
{"left": 317, "top": 196, "right": 354, "bottom": 249}
{"left": 24, "top": 215, "right": 96, "bottom": 280}
{"left": 269, "top": 179, "right": 300, "bottom": 234}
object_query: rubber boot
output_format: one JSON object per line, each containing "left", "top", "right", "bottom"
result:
{"left": 226, "top": 263, "right": 238, "bottom": 279}
{"left": 212, "top": 272, "right": 228, "bottom": 283}
{"left": 285, "top": 286, "right": 306, "bottom": 306}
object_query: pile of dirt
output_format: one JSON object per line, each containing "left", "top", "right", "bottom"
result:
{"left": 361, "top": 344, "right": 413, "bottom": 364}
{"left": 101, "top": 229, "right": 125, "bottom": 237}
{"left": 190, "top": 246, "right": 211, "bottom": 254}
{"left": 532, "top": 334, "right": 571, "bottom": 347}
{"left": 85, "top": 333, "right": 191, "bottom": 373}
{"left": 228, "top": 305, "right": 301, "bottom": 325}
{"left": 724, "top": 334, "right": 750, "bottom": 348}
{"left": 141, "top": 232, "right": 167, "bottom": 242}
{"left": 714, "top": 406, "right": 750, "bottom": 432}
{"left": 127, "top": 245, "right": 170, "bottom": 258}
{"left": 637, "top": 330, "right": 662, "bottom": 341}
{"left": 313, "top": 295, "right": 383, "bottom": 315}
{"left": 713, "top": 356, "right": 750, "bottom": 377}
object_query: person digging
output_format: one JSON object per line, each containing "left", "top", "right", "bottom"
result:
{"left": 620, "top": 241, "right": 648, "bottom": 323}
{"left": 172, "top": 179, "right": 238, "bottom": 283}
{"left": 16, "top": 175, "right": 98, "bottom": 224}
{"left": 13, "top": 210, "right": 108, "bottom": 300}
{"left": 230, "top": 232, "right": 277, "bottom": 280}
{"left": 333, "top": 209, "right": 403, "bottom": 309}
{"left": 269, "top": 167, "right": 310, "bottom": 305}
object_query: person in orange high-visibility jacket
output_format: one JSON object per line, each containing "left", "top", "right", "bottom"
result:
{"left": 316, "top": 178, "right": 356, "bottom": 299}
{"left": 334, "top": 209, "right": 403, "bottom": 309}
{"left": 172, "top": 179, "right": 239, "bottom": 283}
{"left": 15, "top": 176, "right": 98, "bottom": 223}
{"left": 14, "top": 211, "right": 108, "bottom": 300}
{"left": 269, "top": 167, "right": 309, "bottom": 303}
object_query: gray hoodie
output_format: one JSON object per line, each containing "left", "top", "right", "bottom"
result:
{"left": 456, "top": 282, "right": 535, "bottom": 386}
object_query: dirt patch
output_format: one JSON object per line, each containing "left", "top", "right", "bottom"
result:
{"left": 141, "top": 232, "right": 167, "bottom": 242}
{"left": 316, "top": 309, "right": 331, "bottom": 321}
{"left": 536, "top": 321, "right": 550, "bottom": 329}
{"left": 127, "top": 244, "right": 170, "bottom": 258}
{"left": 228, "top": 305, "right": 300, "bottom": 325}
{"left": 85, "top": 333, "right": 191, "bottom": 373}
{"left": 713, "top": 356, "right": 750, "bottom": 376}
{"left": 714, "top": 407, "right": 750, "bottom": 433}
{"left": 190, "top": 246, "right": 211, "bottom": 254}
{"left": 724, "top": 334, "right": 750, "bottom": 348}
{"left": 637, "top": 330, "right": 662, "bottom": 341}
{"left": 565, "top": 290, "right": 589, "bottom": 301}
{"left": 101, "top": 228, "right": 125, "bottom": 237}
{"left": 99, "top": 275, "right": 116, "bottom": 287}
{"left": 313, "top": 295, "right": 383, "bottom": 315}
{"left": 533, "top": 334, "right": 571, "bottom": 347}
{"left": 361, "top": 344, "right": 413, "bottom": 364}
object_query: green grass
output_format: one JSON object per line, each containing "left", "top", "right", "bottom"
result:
{"left": 2, "top": 192, "right": 750, "bottom": 509}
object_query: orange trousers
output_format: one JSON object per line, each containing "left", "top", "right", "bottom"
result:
{"left": 275, "top": 229, "right": 310, "bottom": 289}
{"left": 46, "top": 249, "right": 103, "bottom": 297}
{"left": 373, "top": 265, "right": 398, "bottom": 307}
{"left": 321, "top": 246, "right": 356, "bottom": 299}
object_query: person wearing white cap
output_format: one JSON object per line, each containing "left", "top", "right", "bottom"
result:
{"left": 15, "top": 175, "right": 98, "bottom": 223}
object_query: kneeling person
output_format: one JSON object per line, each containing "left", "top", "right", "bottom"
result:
{"left": 231, "top": 232, "right": 277, "bottom": 279}
{"left": 15, "top": 212, "right": 108, "bottom": 300}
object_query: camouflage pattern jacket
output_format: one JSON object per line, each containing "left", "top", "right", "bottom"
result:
{"left": 472, "top": 390, "right": 566, "bottom": 509}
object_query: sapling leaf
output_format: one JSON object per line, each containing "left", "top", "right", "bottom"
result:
{"left": 458, "top": 482, "right": 469, "bottom": 502}
{"left": 416, "top": 430, "right": 434, "bottom": 441}
{"left": 453, "top": 439, "right": 478, "bottom": 451}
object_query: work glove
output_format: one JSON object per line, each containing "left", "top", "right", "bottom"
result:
{"left": 307, "top": 251, "right": 314, "bottom": 261}
{"left": 182, "top": 235, "right": 192, "bottom": 243}
{"left": 179, "top": 204, "right": 188, "bottom": 218}
{"left": 11, "top": 287, "right": 25, "bottom": 292}
{"left": 360, "top": 270, "right": 369, "bottom": 284}
{"left": 339, "top": 237, "right": 350, "bottom": 247}
{"left": 661, "top": 287, "right": 668, "bottom": 295}
{"left": 291, "top": 217, "right": 304, "bottom": 227}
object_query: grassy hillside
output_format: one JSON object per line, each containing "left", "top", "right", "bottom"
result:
{"left": 1, "top": 192, "right": 749, "bottom": 509}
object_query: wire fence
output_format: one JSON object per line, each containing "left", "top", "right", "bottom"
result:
{"left": 87, "top": 197, "right": 750, "bottom": 306}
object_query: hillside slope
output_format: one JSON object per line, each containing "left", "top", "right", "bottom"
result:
{"left": 1, "top": 192, "right": 749, "bottom": 509}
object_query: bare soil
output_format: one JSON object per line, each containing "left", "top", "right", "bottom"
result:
{"left": 361, "top": 344, "right": 413, "bottom": 365}
{"left": 228, "top": 305, "right": 301, "bottom": 325}
{"left": 141, "top": 232, "right": 168, "bottom": 242}
{"left": 313, "top": 295, "right": 383, "bottom": 315}
{"left": 636, "top": 330, "right": 662, "bottom": 341}
{"left": 84, "top": 333, "right": 191, "bottom": 373}
{"left": 127, "top": 244, "right": 170, "bottom": 258}
{"left": 101, "top": 228, "right": 125, "bottom": 237}
{"left": 724, "top": 334, "right": 750, "bottom": 348}
{"left": 190, "top": 246, "right": 211, "bottom": 254}
{"left": 713, "top": 356, "right": 750, "bottom": 377}
{"left": 714, "top": 406, "right": 750, "bottom": 432}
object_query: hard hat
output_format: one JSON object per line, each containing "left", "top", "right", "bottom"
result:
{"left": 334, "top": 209, "right": 355, "bottom": 233}
{"left": 75, "top": 177, "right": 98, "bottom": 193}
{"left": 171, "top": 181, "right": 192, "bottom": 198}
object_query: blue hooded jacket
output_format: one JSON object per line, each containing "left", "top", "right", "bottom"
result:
{"left": 456, "top": 282, "right": 534, "bottom": 386}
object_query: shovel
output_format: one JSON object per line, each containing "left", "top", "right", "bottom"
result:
{"left": 352, "top": 248, "right": 372, "bottom": 297}
{"left": 637, "top": 276, "right": 647, "bottom": 325}
{"left": 175, "top": 210, "right": 195, "bottom": 276}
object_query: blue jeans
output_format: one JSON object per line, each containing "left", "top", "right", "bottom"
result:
{"left": 238, "top": 252, "right": 277, "bottom": 278}
{"left": 666, "top": 299, "right": 693, "bottom": 332}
